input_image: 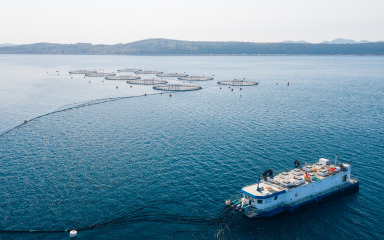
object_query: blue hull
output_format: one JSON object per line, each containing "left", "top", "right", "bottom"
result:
{"left": 244, "top": 181, "right": 359, "bottom": 218}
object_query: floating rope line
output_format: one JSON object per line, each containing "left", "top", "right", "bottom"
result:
{"left": 0, "top": 201, "right": 239, "bottom": 239}
{"left": 0, "top": 93, "right": 163, "bottom": 137}
{"left": 1, "top": 85, "right": 227, "bottom": 136}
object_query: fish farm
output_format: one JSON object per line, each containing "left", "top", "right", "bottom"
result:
{"left": 178, "top": 76, "right": 214, "bottom": 81}
{"left": 153, "top": 84, "right": 202, "bottom": 91}
{"left": 156, "top": 73, "right": 188, "bottom": 77}
{"left": 117, "top": 68, "right": 142, "bottom": 72}
{"left": 126, "top": 79, "right": 168, "bottom": 85}
{"left": 69, "top": 70, "right": 97, "bottom": 74}
{"left": 105, "top": 75, "right": 141, "bottom": 80}
{"left": 85, "top": 72, "right": 116, "bottom": 77}
{"left": 134, "top": 70, "right": 164, "bottom": 75}
{"left": 217, "top": 80, "right": 259, "bottom": 86}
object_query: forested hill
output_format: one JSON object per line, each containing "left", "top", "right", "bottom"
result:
{"left": 1, "top": 38, "right": 384, "bottom": 55}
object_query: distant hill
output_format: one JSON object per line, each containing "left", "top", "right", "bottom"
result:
{"left": 0, "top": 38, "right": 383, "bottom": 55}
{"left": 321, "top": 38, "right": 372, "bottom": 44}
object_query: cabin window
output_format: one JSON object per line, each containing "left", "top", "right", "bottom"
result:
{"left": 274, "top": 196, "right": 278, "bottom": 200}
{"left": 343, "top": 175, "right": 347, "bottom": 182}
{"left": 257, "top": 200, "right": 263, "bottom": 204}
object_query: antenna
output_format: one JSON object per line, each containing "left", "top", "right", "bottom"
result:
{"left": 256, "top": 177, "right": 261, "bottom": 191}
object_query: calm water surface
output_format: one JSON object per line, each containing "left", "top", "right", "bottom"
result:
{"left": 0, "top": 55, "right": 383, "bottom": 239}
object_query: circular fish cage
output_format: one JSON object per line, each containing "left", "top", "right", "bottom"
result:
{"left": 178, "top": 76, "right": 214, "bottom": 81}
{"left": 134, "top": 70, "right": 164, "bottom": 75}
{"left": 217, "top": 80, "right": 259, "bottom": 86}
{"left": 105, "top": 75, "right": 141, "bottom": 80}
{"left": 69, "top": 70, "right": 97, "bottom": 74}
{"left": 156, "top": 73, "right": 188, "bottom": 77}
{"left": 117, "top": 68, "right": 142, "bottom": 72}
{"left": 126, "top": 79, "right": 168, "bottom": 85}
{"left": 85, "top": 72, "right": 116, "bottom": 77}
{"left": 153, "top": 84, "right": 202, "bottom": 91}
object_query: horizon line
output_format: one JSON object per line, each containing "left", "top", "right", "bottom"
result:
{"left": 2, "top": 38, "right": 384, "bottom": 46}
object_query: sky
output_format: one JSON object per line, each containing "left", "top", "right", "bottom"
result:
{"left": 1, "top": 0, "right": 383, "bottom": 44}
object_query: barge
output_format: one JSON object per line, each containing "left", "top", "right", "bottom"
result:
{"left": 226, "top": 158, "right": 359, "bottom": 218}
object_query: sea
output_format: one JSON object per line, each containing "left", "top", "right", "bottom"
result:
{"left": 0, "top": 54, "right": 383, "bottom": 240}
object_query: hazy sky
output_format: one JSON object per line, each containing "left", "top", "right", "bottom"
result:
{"left": 1, "top": 0, "right": 383, "bottom": 44}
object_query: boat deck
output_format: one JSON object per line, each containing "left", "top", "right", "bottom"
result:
{"left": 242, "top": 182, "right": 286, "bottom": 198}
{"left": 242, "top": 163, "right": 346, "bottom": 198}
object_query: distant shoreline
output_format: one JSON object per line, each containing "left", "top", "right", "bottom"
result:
{"left": 1, "top": 38, "right": 384, "bottom": 55}
{"left": 1, "top": 53, "right": 383, "bottom": 56}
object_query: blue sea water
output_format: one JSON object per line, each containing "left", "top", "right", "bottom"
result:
{"left": 0, "top": 55, "right": 383, "bottom": 239}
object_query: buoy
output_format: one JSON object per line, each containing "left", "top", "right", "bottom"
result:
{"left": 89, "top": 81, "right": 91, "bottom": 83}
{"left": 160, "top": 92, "right": 163, "bottom": 95}
{"left": 169, "top": 94, "right": 172, "bottom": 97}
{"left": 116, "top": 86, "right": 118, "bottom": 89}
{"left": 231, "top": 88, "right": 233, "bottom": 91}
{"left": 144, "top": 93, "right": 146, "bottom": 96}
{"left": 287, "top": 82, "right": 290, "bottom": 86}
{"left": 24, "top": 119, "right": 28, "bottom": 123}
{"left": 240, "top": 88, "right": 242, "bottom": 90}
{"left": 276, "top": 83, "right": 278, "bottom": 85}
{"left": 130, "top": 86, "right": 132, "bottom": 88}
{"left": 69, "top": 230, "right": 77, "bottom": 238}
{"left": 220, "top": 87, "right": 221, "bottom": 89}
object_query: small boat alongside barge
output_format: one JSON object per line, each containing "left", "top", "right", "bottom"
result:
{"left": 226, "top": 158, "right": 359, "bottom": 218}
